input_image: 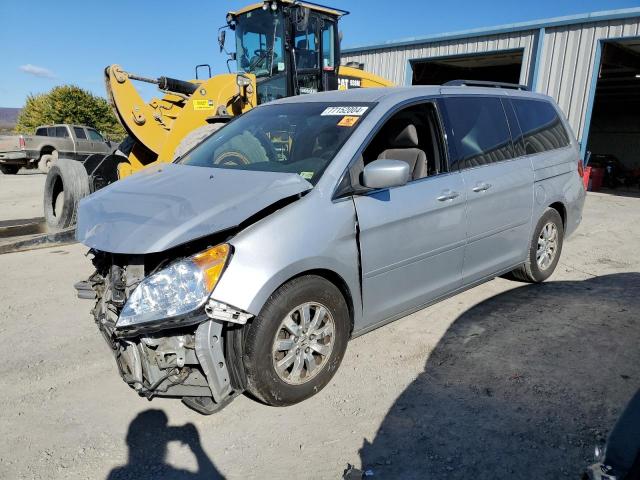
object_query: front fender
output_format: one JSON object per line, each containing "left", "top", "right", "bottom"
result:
{"left": 211, "top": 193, "right": 362, "bottom": 326}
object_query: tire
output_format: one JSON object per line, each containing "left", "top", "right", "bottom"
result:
{"left": 43, "top": 158, "right": 90, "bottom": 230}
{"left": 38, "top": 150, "right": 58, "bottom": 174}
{"left": 243, "top": 275, "right": 350, "bottom": 406}
{"left": 172, "top": 123, "right": 225, "bottom": 160}
{"left": 510, "top": 208, "right": 564, "bottom": 283}
{"left": 0, "top": 164, "right": 20, "bottom": 174}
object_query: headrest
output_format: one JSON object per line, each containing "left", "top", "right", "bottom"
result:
{"left": 388, "top": 124, "right": 419, "bottom": 147}
{"left": 297, "top": 39, "right": 308, "bottom": 50}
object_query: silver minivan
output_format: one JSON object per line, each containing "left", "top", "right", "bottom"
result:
{"left": 76, "top": 84, "right": 586, "bottom": 414}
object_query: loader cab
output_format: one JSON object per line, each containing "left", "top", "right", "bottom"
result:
{"left": 228, "top": 1, "right": 345, "bottom": 104}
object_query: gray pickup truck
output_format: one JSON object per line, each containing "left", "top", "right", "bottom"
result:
{"left": 0, "top": 124, "right": 113, "bottom": 174}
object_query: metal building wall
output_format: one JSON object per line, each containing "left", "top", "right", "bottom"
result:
{"left": 538, "top": 18, "right": 640, "bottom": 143}
{"left": 341, "top": 12, "right": 640, "bottom": 146}
{"left": 341, "top": 31, "right": 537, "bottom": 86}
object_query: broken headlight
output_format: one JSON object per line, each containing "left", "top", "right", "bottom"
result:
{"left": 117, "top": 244, "right": 231, "bottom": 328}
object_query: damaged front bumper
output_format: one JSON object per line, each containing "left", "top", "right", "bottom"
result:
{"left": 76, "top": 276, "right": 249, "bottom": 415}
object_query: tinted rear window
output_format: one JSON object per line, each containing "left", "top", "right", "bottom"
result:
{"left": 511, "top": 98, "right": 570, "bottom": 154}
{"left": 35, "top": 128, "right": 48, "bottom": 136}
{"left": 442, "top": 96, "right": 514, "bottom": 169}
{"left": 55, "top": 126, "right": 69, "bottom": 138}
{"left": 73, "top": 127, "right": 87, "bottom": 139}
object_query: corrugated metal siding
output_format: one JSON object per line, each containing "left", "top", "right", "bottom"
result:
{"left": 539, "top": 18, "right": 640, "bottom": 141}
{"left": 342, "top": 31, "right": 537, "bottom": 86}
{"left": 342, "top": 15, "right": 640, "bottom": 143}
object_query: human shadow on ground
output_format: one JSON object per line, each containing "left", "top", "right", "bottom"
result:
{"left": 357, "top": 273, "right": 640, "bottom": 479}
{"left": 107, "top": 409, "right": 224, "bottom": 480}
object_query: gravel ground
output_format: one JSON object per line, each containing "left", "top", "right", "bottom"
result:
{"left": 0, "top": 169, "right": 46, "bottom": 221}
{"left": 0, "top": 180, "right": 638, "bottom": 479}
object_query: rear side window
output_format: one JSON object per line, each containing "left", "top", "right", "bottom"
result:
{"left": 511, "top": 98, "right": 570, "bottom": 154}
{"left": 73, "top": 127, "right": 87, "bottom": 139}
{"left": 55, "top": 126, "right": 69, "bottom": 138}
{"left": 35, "top": 127, "right": 48, "bottom": 136}
{"left": 442, "top": 96, "right": 514, "bottom": 169}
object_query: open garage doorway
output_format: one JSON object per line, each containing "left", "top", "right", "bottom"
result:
{"left": 410, "top": 49, "right": 524, "bottom": 86}
{"left": 585, "top": 39, "right": 640, "bottom": 192}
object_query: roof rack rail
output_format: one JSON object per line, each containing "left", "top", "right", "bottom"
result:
{"left": 443, "top": 80, "right": 530, "bottom": 91}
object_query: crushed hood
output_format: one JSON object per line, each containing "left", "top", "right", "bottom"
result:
{"left": 76, "top": 163, "right": 312, "bottom": 254}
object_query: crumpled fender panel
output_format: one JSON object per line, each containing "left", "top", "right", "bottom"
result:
{"left": 76, "top": 163, "right": 312, "bottom": 254}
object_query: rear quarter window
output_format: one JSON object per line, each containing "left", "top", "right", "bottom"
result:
{"left": 442, "top": 96, "right": 514, "bottom": 169}
{"left": 35, "top": 127, "right": 48, "bottom": 136}
{"left": 511, "top": 98, "right": 571, "bottom": 154}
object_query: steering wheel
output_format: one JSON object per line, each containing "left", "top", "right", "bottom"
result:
{"left": 249, "top": 48, "right": 270, "bottom": 69}
{"left": 254, "top": 130, "right": 279, "bottom": 163}
{"left": 214, "top": 151, "right": 250, "bottom": 166}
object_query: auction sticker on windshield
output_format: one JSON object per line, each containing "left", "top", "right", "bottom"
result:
{"left": 337, "top": 116, "right": 360, "bottom": 127}
{"left": 321, "top": 106, "right": 368, "bottom": 116}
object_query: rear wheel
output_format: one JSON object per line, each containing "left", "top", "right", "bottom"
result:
{"left": 43, "top": 159, "right": 90, "bottom": 230}
{"left": 510, "top": 208, "right": 564, "bottom": 283}
{"left": 0, "top": 164, "right": 20, "bottom": 174}
{"left": 243, "top": 275, "right": 350, "bottom": 406}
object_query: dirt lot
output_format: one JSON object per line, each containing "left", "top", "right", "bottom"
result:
{"left": 0, "top": 170, "right": 46, "bottom": 221}
{"left": 0, "top": 173, "right": 638, "bottom": 479}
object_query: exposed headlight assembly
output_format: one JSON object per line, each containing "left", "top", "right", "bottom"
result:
{"left": 117, "top": 244, "right": 231, "bottom": 329}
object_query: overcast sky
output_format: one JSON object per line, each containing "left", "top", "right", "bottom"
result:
{"left": 1, "top": 0, "right": 639, "bottom": 107}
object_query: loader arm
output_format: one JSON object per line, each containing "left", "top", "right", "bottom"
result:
{"left": 105, "top": 65, "right": 256, "bottom": 177}
{"left": 337, "top": 65, "right": 395, "bottom": 88}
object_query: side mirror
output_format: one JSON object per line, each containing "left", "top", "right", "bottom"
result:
{"left": 362, "top": 159, "right": 410, "bottom": 189}
{"left": 218, "top": 29, "right": 226, "bottom": 53}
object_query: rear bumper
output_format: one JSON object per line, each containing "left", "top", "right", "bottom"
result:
{"left": 0, "top": 151, "right": 28, "bottom": 163}
{"left": 565, "top": 181, "right": 586, "bottom": 239}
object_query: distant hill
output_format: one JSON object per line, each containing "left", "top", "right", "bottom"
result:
{"left": 0, "top": 108, "right": 21, "bottom": 133}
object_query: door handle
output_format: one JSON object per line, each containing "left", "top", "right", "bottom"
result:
{"left": 437, "top": 190, "right": 460, "bottom": 202}
{"left": 472, "top": 182, "right": 492, "bottom": 193}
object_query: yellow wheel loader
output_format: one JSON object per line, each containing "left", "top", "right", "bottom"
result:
{"left": 43, "top": 0, "right": 393, "bottom": 230}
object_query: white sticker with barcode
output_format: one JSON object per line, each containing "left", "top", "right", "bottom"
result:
{"left": 321, "top": 106, "right": 368, "bottom": 116}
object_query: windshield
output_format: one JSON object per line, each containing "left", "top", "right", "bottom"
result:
{"left": 235, "top": 9, "right": 285, "bottom": 78}
{"left": 178, "top": 102, "right": 374, "bottom": 185}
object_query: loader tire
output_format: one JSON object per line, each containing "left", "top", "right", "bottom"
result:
{"left": 173, "top": 123, "right": 226, "bottom": 160}
{"left": 44, "top": 158, "right": 90, "bottom": 231}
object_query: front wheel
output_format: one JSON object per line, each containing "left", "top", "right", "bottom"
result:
{"left": 243, "top": 275, "right": 350, "bottom": 406}
{"left": 510, "top": 208, "right": 564, "bottom": 283}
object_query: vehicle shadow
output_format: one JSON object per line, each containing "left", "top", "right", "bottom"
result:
{"left": 357, "top": 273, "right": 640, "bottom": 479}
{"left": 107, "top": 409, "right": 224, "bottom": 480}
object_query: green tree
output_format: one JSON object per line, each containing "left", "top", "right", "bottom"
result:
{"left": 15, "top": 85, "right": 126, "bottom": 141}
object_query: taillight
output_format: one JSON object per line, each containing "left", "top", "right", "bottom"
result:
{"left": 577, "top": 158, "right": 584, "bottom": 177}
{"left": 18, "top": 136, "right": 25, "bottom": 150}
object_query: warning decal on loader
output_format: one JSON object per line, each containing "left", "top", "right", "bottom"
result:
{"left": 193, "top": 99, "right": 215, "bottom": 111}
